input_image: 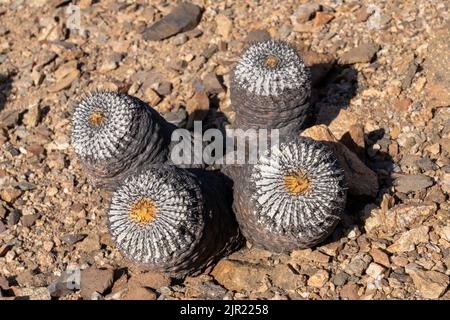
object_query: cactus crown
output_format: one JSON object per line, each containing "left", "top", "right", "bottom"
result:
{"left": 108, "top": 166, "right": 204, "bottom": 265}
{"left": 251, "top": 136, "right": 346, "bottom": 233}
{"left": 71, "top": 92, "right": 138, "bottom": 162}
{"left": 233, "top": 40, "right": 311, "bottom": 96}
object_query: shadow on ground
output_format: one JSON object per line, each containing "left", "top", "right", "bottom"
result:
{"left": 0, "top": 73, "right": 13, "bottom": 113}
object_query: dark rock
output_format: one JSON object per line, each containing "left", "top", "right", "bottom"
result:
{"left": 339, "top": 42, "right": 380, "bottom": 64}
{"left": 155, "top": 81, "right": 172, "bottom": 96}
{"left": 163, "top": 108, "right": 187, "bottom": 127}
{"left": 0, "top": 221, "right": 6, "bottom": 234}
{"left": 393, "top": 174, "right": 434, "bottom": 193}
{"left": 7, "top": 209, "right": 21, "bottom": 226}
{"left": 63, "top": 233, "right": 87, "bottom": 245}
{"left": 0, "top": 204, "right": 6, "bottom": 219}
{"left": 167, "top": 59, "right": 188, "bottom": 73}
{"left": 416, "top": 157, "right": 437, "bottom": 172}
{"left": 331, "top": 272, "right": 349, "bottom": 286}
{"left": 143, "top": 2, "right": 202, "bottom": 41}
{"left": 201, "top": 44, "right": 218, "bottom": 59}
{"left": 401, "top": 62, "right": 417, "bottom": 91}
{"left": 16, "top": 181, "right": 37, "bottom": 191}
{"left": 202, "top": 72, "right": 224, "bottom": 95}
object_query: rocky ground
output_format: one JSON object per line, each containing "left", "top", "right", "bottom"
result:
{"left": 0, "top": 0, "right": 449, "bottom": 300}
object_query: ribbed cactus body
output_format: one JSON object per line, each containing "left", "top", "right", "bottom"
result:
{"left": 230, "top": 40, "right": 311, "bottom": 135}
{"left": 230, "top": 136, "right": 346, "bottom": 252}
{"left": 107, "top": 166, "right": 241, "bottom": 277}
{"left": 71, "top": 92, "right": 174, "bottom": 189}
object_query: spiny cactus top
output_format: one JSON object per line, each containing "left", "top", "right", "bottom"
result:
{"left": 232, "top": 135, "right": 346, "bottom": 252}
{"left": 108, "top": 166, "right": 241, "bottom": 277}
{"left": 71, "top": 92, "right": 172, "bottom": 189}
{"left": 230, "top": 40, "right": 312, "bottom": 135}
{"left": 233, "top": 40, "right": 310, "bottom": 97}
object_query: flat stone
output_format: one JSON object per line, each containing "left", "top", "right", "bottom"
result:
{"left": 62, "top": 233, "right": 87, "bottom": 245}
{"left": 405, "top": 265, "right": 449, "bottom": 299}
{"left": 370, "top": 248, "right": 390, "bottom": 267}
{"left": 244, "top": 29, "right": 271, "bottom": 44}
{"left": 345, "top": 254, "right": 372, "bottom": 276}
{"left": 301, "top": 125, "right": 379, "bottom": 198}
{"left": 393, "top": 174, "right": 434, "bottom": 193}
{"left": 307, "top": 269, "right": 329, "bottom": 287}
{"left": 80, "top": 268, "right": 114, "bottom": 300}
{"left": 163, "top": 108, "right": 187, "bottom": 127}
{"left": 201, "top": 44, "right": 218, "bottom": 59}
{"left": 47, "top": 69, "right": 80, "bottom": 93}
{"left": 76, "top": 234, "right": 101, "bottom": 252}
{"left": 339, "top": 42, "right": 380, "bottom": 64}
{"left": 387, "top": 226, "right": 429, "bottom": 253}
{"left": 54, "top": 60, "right": 78, "bottom": 80}
{"left": 393, "top": 98, "right": 412, "bottom": 112}
{"left": 0, "top": 188, "right": 22, "bottom": 203}
{"left": 0, "top": 276, "right": 8, "bottom": 290}
{"left": 202, "top": 72, "right": 224, "bottom": 95}
{"left": 142, "top": 2, "right": 202, "bottom": 41}
{"left": 318, "top": 241, "right": 342, "bottom": 257}
{"left": 424, "top": 22, "right": 450, "bottom": 108}
{"left": 211, "top": 259, "right": 270, "bottom": 292}
{"left": 123, "top": 286, "right": 157, "bottom": 300}
{"left": 382, "top": 202, "right": 437, "bottom": 233}
{"left": 270, "top": 264, "right": 303, "bottom": 291}
{"left": 129, "top": 271, "right": 171, "bottom": 290}
{"left": 340, "top": 283, "right": 360, "bottom": 300}
{"left": 314, "top": 12, "right": 334, "bottom": 27}
{"left": 47, "top": 270, "right": 80, "bottom": 298}
{"left": 216, "top": 14, "right": 233, "bottom": 40}
{"left": 0, "top": 110, "right": 20, "bottom": 129}
{"left": 290, "top": 3, "right": 321, "bottom": 24}
{"left": 186, "top": 91, "right": 209, "bottom": 127}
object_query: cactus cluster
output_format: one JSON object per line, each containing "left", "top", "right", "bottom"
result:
{"left": 70, "top": 38, "right": 347, "bottom": 276}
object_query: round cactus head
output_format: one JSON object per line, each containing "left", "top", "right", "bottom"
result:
{"left": 71, "top": 92, "right": 145, "bottom": 162}
{"left": 249, "top": 135, "right": 346, "bottom": 246}
{"left": 232, "top": 40, "right": 311, "bottom": 97}
{"left": 107, "top": 166, "right": 205, "bottom": 269}
{"left": 70, "top": 91, "right": 170, "bottom": 188}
